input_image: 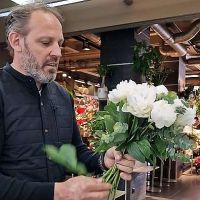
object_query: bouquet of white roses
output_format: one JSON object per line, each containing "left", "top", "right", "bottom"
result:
{"left": 90, "top": 80, "right": 196, "bottom": 200}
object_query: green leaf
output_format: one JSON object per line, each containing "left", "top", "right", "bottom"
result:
{"left": 115, "top": 143, "right": 127, "bottom": 152}
{"left": 155, "top": 139, "right": 167, "bottom": 154}
{"left": 96, "top": 111, "right": 109, "bottom": 116}
{"left": 59, "top": 144, "right": 77, "bottom": 170}
{"left": 94, "top": 142, "right": 109, "bottom": 153}
{"left": 44, "top": 145, "right": 61, "bottom": 163}
{"left": 112, "top": 132, "right": 128, "bottom": 143}
{"left": 118, "top": 110, "right": 129, "bottom": 123}
{"left": 44, "top": 144, "right": 88, "bottom": 175}
{"left": 113, "top": 122, "right": 128, "bottom": 133}
{"left": 104, "top": 102, "right": 119, "bottom": 121}
{"left": 129, "top": 117, "right": 139, "bottom": 135}
{"left": 104, "top": 115, "right": 115, "bottom": 133}
{"left": 137, "top": 139, "right": 151, "bottom": 159}
{"left": 127, "top": 142, "right": 145, "bottom": 163}
{"left": 76, "top": 162, "right": 88, "bottom": 175}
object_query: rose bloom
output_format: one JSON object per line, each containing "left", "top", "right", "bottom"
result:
{"left": 77, "top": 119, "right": 85, "bottom": 125}
{"left": 123, "top": 83, "right": 156, "bottom": 118}
{"left": 76, "top": 107, "right": 86, "bottom": 114}
{"left": 108, "top": 80, "right": 136, "bottom": 103}
{"left": 173, "top": 98, "right": 184, "bottom": 108}
{"left": 156, "top": 85, "right": 168, "bottom": 95}
{"left": 175, "top": 107, "right": 196, "bottom": 127}
{"left": 151, "top": 100, "right": 177, "bottom": 128}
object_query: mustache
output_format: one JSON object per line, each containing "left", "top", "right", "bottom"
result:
{"left": 43, "top": 59, "right": 59, "bottom": 67}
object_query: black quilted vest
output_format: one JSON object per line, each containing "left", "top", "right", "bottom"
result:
{"left": 0, "top": 63, "right": 74, "bottom": 182}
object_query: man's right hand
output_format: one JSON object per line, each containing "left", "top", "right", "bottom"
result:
{"left": 54, "top": 176, "right": 112, "bottom": 200}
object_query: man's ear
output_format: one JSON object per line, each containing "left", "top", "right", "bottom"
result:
{"left": 7, "top": 32, "right": 23, "bottom": 52}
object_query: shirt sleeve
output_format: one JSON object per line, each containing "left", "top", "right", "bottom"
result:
{"left": 54, "top": 83, "right": 103, "bottom": 175}
{"left": 0, "top": 89, "right": 54, "bottom": 200}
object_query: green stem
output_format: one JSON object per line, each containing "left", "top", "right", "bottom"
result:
{"left": 140, "top": 122, "right": 152, "bottom": 137}
{"left": 102, "top": 164, "right": 121, "bottom": 200}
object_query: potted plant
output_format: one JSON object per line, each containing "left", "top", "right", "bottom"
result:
{"left": 132, "top": 41, "right": 171, "bottom": 85}
{"left": 97, "top": 64, "right": 110, "bottom": 100}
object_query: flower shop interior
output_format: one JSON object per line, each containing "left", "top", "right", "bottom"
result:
{"left": 0, "top": 0, "right": 200, "bottom": 199}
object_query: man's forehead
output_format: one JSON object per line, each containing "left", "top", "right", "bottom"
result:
{"left": 26, "top": 10, "right": 63, "bottom": 38}
{"left": 28, "top": 10, "right": 61, "bottom": 27}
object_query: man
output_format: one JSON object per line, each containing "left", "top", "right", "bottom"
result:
{"left": 0, "top": 3, "right": 135, "bottom": 200}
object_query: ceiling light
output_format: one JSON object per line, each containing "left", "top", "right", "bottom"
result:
{"left": 185, "top": 74, "right": 200, "bottom": 78}
{"left": 62, "top": 73, "right": 67, "bottom": 77}
{"left": 0, "top": 0, "right": 88, "bottom": 17}
{"left": 82, "top": 40, "right": 91, "bottom": 51}
{"left": 11, "top": 0, "right": 34, "bottom": 5}
{"left": 75, "top": 79, "right": 86, "bottom": 84}
{"left": 47, "top": 0, "right": 86, "bottom": 7}
{"left": 0, "top": 11, "right": 10, "bottom": 17}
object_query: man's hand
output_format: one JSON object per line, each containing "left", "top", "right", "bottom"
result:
{"left": 54, "top": 176, "right": 111, "bottom": 200}
{"left": 104, "top": 147, "right": 135, "bottom": 180}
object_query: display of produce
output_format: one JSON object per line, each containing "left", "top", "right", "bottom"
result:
{"left": 74, "top": 95, "right": 99, "bottom": 138}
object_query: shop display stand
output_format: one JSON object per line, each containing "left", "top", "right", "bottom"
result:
{"left": 159, "top": 161, "right": 164, "bottom": 188}
{"left": 125, "top": 180, "right": 132, "bottom": 200}
{"left": 146, "top": 164, "right": 161, "bottom": 193}
{"left": 164, "top": 158, "right": 172, "bottom": 187}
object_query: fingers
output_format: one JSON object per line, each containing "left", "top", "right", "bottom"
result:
{"left": 83, "top": 191, "right": 110, "bottom": 200}
{"left": 115, "top": 154, "right": 135, "bottom": 181}
{"left": 120, "top": 172, "right": 132, "bottom": 181}
{"left": 123, "top": 154, "right": 135, "bottom": 161}
{"left": 88, "top": 181, "right": 112, "bottom": 192}
{"left": 113, "top": 148, "right": 122, "bottom": 161}
{"left": 116, "top": 155, "right": 135, "bottom": 172}
{"left": 76, "top": 176, "right": 111, "bottom": 192}
{"left": 116, "top": 162, "right": 133, "bottom": 174}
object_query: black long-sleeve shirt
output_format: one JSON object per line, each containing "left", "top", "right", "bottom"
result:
{"left": 0, "top": 63, "right": 101, "bottom": 200}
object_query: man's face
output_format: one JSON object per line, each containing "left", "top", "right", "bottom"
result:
{"left": 21, "top": 10, "right": 64, "bottom": 83}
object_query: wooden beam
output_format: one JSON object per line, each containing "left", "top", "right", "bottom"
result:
{"left": 63, "top": 51, "right": 100, "bottom": 61}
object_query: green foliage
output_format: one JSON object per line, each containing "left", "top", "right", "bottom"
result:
{"left": 146, "top": 66, "right": 173, "bottom": 86}
{"left": 97, "top": 64, "right": 110, "bottom": 77}
{"left": 90, "top": 102, "right": 156, "bottom": 163}
{"left": 184, "top": 85, "right": 194, "bottom": 100}
{"left": 132, "top": 42, "right": 162, "bottom": 74}
{"left": 196, "top": 99, "right": 200, "bottom": 116}
{"left": 90, "top": 100, "right": 195, "bottom": 165}
{"left": 157, "top": 91, "right": 177, "bottom": 104}
{"left": 44, "top": 144, "right": 88, "bottom": 176}
{"left": 132, "top": 41, "right": 172, "bottom": 86}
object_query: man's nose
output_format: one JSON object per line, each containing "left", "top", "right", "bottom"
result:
{"left": 50, "top": 43, "right": 62, "bottom": 57}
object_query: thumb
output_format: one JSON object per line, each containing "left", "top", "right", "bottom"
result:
{"left": 113, "top": 149, "right": 122, "bottom": 162}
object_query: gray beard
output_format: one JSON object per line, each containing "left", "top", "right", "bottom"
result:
{"left": 21, "top": 42, "right": 57, "bottom": 84}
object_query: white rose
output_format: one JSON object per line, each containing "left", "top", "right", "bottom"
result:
{"left": 151, "top": 100, "right": 177, "bottom": 128}
{"left": 125, "top": 83, "right": 157, "bottom": 118}
{"left": 173, "top": 98, "right": 185, "bottom": 109}
{"left": 108, "top": 80, "right": 136, "bottom": 103}
{"left": 156, "top": 85, "right": 168, "bottom": 95}
{"left": 175, "top": 107, "right": 196, "bottom": 127}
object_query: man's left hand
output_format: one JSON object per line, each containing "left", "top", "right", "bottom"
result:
{"left": 104, "top": 147, "right": 135, "bottom": 181}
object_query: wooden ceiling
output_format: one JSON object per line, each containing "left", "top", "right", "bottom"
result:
{"left": 0, "top": 1, "right": 199, "bottom": 86}
{"left": 58, "top": 19, "right": 200, "bottom": 86}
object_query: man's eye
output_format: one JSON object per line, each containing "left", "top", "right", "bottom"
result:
{"left": 41, "top": 41, "right": 50, "bottom": 46}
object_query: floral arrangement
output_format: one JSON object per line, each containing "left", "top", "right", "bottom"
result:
{"left": 90, "top": 80, "right": 196, "bottom": 200}
{"left": 75, "top": 96, "right": 99, "bottom": 137}
{"left": 76, "top": 106, "right": 86, "bottom": 126}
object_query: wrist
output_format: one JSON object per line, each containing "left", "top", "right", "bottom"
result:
{"left": 98, "top": 151, "right": 108, "bottom": 171}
